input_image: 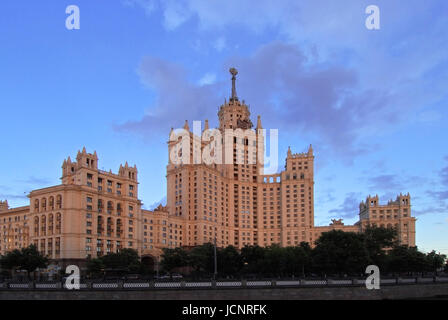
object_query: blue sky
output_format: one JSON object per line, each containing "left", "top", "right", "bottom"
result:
{"left": 0, "top": 0, "right": 447, "bottom": 254}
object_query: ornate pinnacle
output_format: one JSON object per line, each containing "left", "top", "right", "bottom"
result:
{"left": 229, "top": 67, "right": 238, "bottom": 101}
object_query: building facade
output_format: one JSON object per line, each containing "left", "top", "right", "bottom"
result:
{"left": 0, "top": 69, "right": 416, "bottom": 265}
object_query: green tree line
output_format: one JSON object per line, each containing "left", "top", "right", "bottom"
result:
{"left": 1, "top": 227, "right": 446, "bottom": 280}
{"left": 160, "top": 226, "right": 447, "bottom": 278}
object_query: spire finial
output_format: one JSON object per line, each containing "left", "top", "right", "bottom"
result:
{"left": 183, "top": 120, "right": 189, "bottom": 131}
{"left": 256, "top": 115, "right": 262, "bottom": 129}
{"left": 229, "top": 67, "right": 238, "bottom": 102}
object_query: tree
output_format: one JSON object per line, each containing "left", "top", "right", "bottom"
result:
{"left": 0, "top": 245, "right": 48, "bottom": 279}
{"left": 100, "top": 248, "right": 141, "bottom": 273}
{"left": 387, "top": 246, "right": 427, "bottom": 275}
{"left": 363, "top": 225, "right": 397, "bottom": 270}
{"left": 0, "top": 249, "right": 22, "bottom": 273}
{"left": 86, "top": 258, "right": 105, "bottom": 278}
{"left": 312, "top": 230, "right": 369, "bottom": 276}
{"left": 262, "top": 245, "right": 285, "bottom": 277}
{"left": 189, "top": 243, "right": 215, "bottom": 275}
{"left": 241, "top": 245, "right": 265, "bottom": 275}
{"left": 281, "top": 246, "right": 308, "bottom": 277}
{"left": 160, "top": 247, "right": 189, "bottom": 273}
{"left": 425, "top": 251, "right": 446, "bottom": 274}
{"left": 218, "top": 246, "right": 243, "bottom": 277}
{"left": 299, "top": 242, "right": 313, "bottom": 276}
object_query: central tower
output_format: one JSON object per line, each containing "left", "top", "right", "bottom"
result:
{"left": 218, "top": 68, "right": 253, "bottom": 131}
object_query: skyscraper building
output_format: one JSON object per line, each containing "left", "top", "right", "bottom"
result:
{"left": 0, "top": 69, "right": 416, "bottom": 267}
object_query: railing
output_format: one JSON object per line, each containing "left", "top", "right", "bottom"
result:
{"left": 0, "top": 277, "right": 447, "bottom": 291}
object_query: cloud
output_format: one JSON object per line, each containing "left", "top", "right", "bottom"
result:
{"left": 115, "top": 56, "right": 222, "bottom": 137}
{"left": 366, "top": 174, "right": 427, "bottom": 198}
{"left": 213, "top": 37, "right": 226, "bottom": 52}
{"left": 118, "top": 1, "right": 448, "bottom": 163}
{"left": 423, "top": 157, "right": 448, "bottom": 211}
{"left": 116, "top": 41, "right": 402, "bottom": 160}
{"left": 441, "top": 158, "right": 448, "bottom": 187}
{"left": 122, "top": 0, "right": 157, "bottom": 16}
{"left": 124, "top": 1, "right": 448, "bottom": 141}
{"left": 315, "top": 188, "right": 336, "bottom": 207}
{"left": 329, "top": 192, "right": 362, "bottom": 219}
{"left": 433, "top": 191, "right": 448, "bottom": 201}
{"left": 198, "top": 73, "right": 216, "bottom": 86}
{"left": 368, "top": 174, "right": 404, "bottom": 191}
{"left": 162, "top": 1, "right": 191, "bottom": 30}
{"left": 16, "top": 176, "right": 51, "bottom": 186}
{"left": 146, "top": 196, "right": 167, "bottom": 210}
{"left": 413, "top": 206, "right": 447, "bottom": 216}
{"left": 0, "top": 193, "right": 28, "bottom": 201}
{"left": 426, "top": 157, "right": 448, "bottom": 200}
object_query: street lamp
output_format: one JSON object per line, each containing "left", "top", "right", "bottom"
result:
{"left": 213, "top": 237, "right": 217, "bottom": 280}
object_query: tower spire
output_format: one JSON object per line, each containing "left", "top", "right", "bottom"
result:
{"left": 256, "top": 115, "right": 262, "bottom": 129}
{"left": 229, "top": 67, "right": 238, "bottom": 102}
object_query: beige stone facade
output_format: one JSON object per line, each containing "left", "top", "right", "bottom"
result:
{"left": 0, "top": 69, "right": 416, "bottom": 264}
{"left": 357, "top": 194, "right": 416, "bottom": 245}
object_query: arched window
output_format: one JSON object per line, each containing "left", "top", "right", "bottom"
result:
{"left": 41, "top": 198, "right": 47, "bottom": 211}
{"left": 56, "top": 195, "right": 62, "bottom": 209}
{"left": 107, "top": 201, "right": 113, "bottom": 214}
{"left": 98, "top": 199, "right": 103, "bottom": 213}
{"left": 41, "top": 215, "right": 47, "bottom": 236}
{"left": 48, "top": 214, "right": 54, "bottom": 235}
{"left": 34, "top": 216, "right": 39, "bottom": 236}
{"left": 116, "top": 219, "right": 122, "bottom": 238}
{"left": 34, "top": 199, "right": 40, "bottom": 213}
{"left": 49, "top": 196, "right": 54, "bottom": 210}
{"left": 107, "top": 217, "right": 114, "bottom": 237}
{"left": 97, "top": 215, "right": 104, "bottom": 235}
{"left": 56, "top": 213, "right": 62, "bottom": 234}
